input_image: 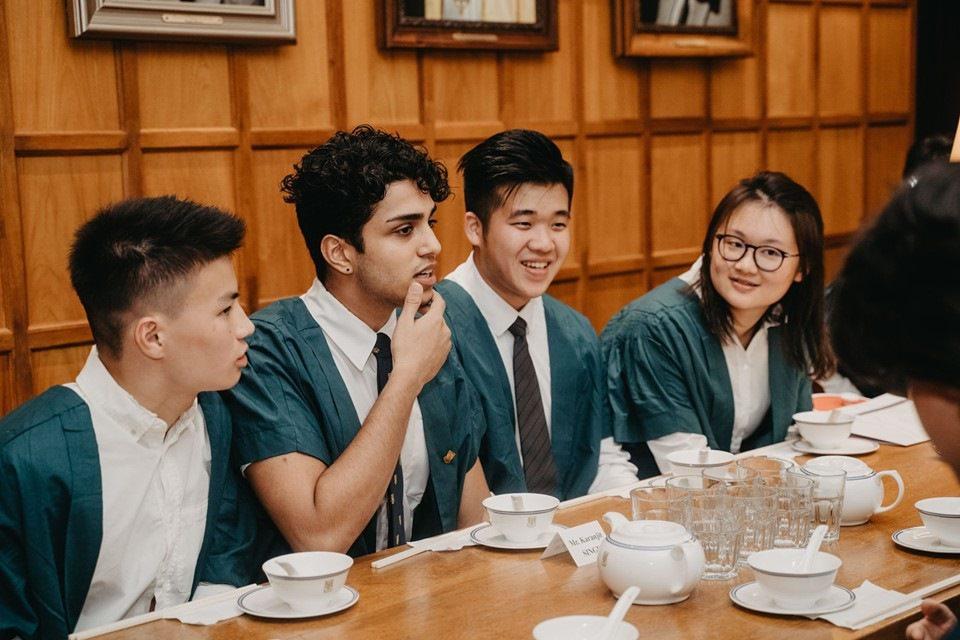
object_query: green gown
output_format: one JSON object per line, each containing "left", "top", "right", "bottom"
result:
{"left": 222, "top": 298, "right": 483, "bottom": 558}
{"left": 601, "top": 278, "right": 812, "bottom": 453}
{"left": 436, "top": 280, "right": 610, "bottom": 500}
{"left": 0, "top": 387, "right": 257, "bottom": 640}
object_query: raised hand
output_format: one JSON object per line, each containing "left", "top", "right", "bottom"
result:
{"left": 390, "top": 282, "right": 451, "bottom": 391}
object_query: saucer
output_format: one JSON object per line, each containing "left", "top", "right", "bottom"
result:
{"left": 892, "top": 526, "right": 960, "bottom": 555}
{"left": 729, "top": 582, "right": 856, "bottom": 616}
{"left": 238, "top": 584, "right": 359, "bottom": 619}
{"left": 792, "top": 437, "right": 879, "bottom": 456}
{"left": 470, "top": 523, "right": 567, "bottom": 550}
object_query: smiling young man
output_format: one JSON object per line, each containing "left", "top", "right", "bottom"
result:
{"left": 0, "top": 197, "right": 258, "bottom": 640}
{"left": 223, "top": 126, "right": 487, "bottom": 558}
{"left": 435, "top": 129, "right": 637, "bottom": 499}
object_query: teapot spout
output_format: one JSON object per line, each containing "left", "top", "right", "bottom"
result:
{"left": 603, "top": 511, "right": 630, "bottom": 531}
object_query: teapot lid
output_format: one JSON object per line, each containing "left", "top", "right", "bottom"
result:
{"left": 608, "top": 520, "right": 692, "bottom": 548}
{"left": 804, "top": 455, "right": 873, "bottom": 479}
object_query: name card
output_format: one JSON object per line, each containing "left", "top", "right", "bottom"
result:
{"left": 540, "top": 521, "right": 605, "bottom": 567}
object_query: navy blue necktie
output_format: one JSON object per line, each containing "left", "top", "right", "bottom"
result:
{"left": 374, "top": 332, "right": 406, "bottom": 548}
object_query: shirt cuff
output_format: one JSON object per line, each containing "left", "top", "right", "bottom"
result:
{"left": 645, "top": 432, "right": 709, "bottom": 475}
{"left": 588, "top": 437, "right": 640, "bottom": 493}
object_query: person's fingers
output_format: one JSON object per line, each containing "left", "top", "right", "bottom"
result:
{"left": 398, "top": 281, "right": 424, "bottom": 325}
{"left": 921, "top": 601, "right": 956, "bottom": 626}
{"left": 422, "top": 289, "right": 446, "bottom": 318}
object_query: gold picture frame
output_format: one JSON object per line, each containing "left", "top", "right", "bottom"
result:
{"left": 614, "top": 0, "right": 754, "bottom": 58}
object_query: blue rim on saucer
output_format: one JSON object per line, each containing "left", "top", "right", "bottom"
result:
{"left": 238, "top": 584, "right": 359, "bottom": 619}
{"left": 729, "top": 581, "right": 856, "bottom": 616}
{"left": 892, "top": 526, "right": 960, "bottom": 555}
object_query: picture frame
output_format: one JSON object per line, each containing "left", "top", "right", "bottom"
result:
{"left": 66, "top": 0, "right": 296, "bottom": 45}
{"left": 379, "top": 0, "right": 557, "bottom": 51}
{"left": 614, "top": 0, "right": 753, "bottom": 58}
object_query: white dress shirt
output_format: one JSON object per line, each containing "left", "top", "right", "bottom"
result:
{"left": 646, "top": 258, "right": 774, "bottom": 472}
{"left": 446, "top": 254, "right": 638, "bottom": 493}
{"left": 301, "top": 279, "right": 429, "bottom": 550}
{"left": 65, "top": 348, "right": 210, "bottom": 632}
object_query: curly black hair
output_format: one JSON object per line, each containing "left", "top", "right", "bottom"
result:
{"left": 281, "top": 125, "right": 450, "bottom": 281}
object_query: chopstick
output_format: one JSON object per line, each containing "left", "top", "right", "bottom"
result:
{"left": 851, "top": 574, "right": 960, "bottom": 629}
{"left": 371, "top": 545, "right": 430, "bottom": 569}
{"left": 67, "top": 584, "right": 257, "bottom": 640}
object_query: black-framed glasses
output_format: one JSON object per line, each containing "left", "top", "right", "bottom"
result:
{"left": 715, "top": 234, "right": 800, "bottom": 272}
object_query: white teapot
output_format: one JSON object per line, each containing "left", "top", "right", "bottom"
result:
{"left": 803, "top": 456, "right": 904, "bottom": 526}
{"left": 597, "top": 512, "right": 705, "bottom": 605}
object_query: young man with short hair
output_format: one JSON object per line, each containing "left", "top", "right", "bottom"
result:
{"left": 435, "top": 129, "right": 637, "bottom": 499}
{"left": 224, "top": 126, "right": 487, "bottom": 557}
{"left": 0, "top": 196, "right": 257, "bottom": 639}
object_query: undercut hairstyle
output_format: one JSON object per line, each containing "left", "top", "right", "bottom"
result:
{"left": 69, "top": 196, "right": 245, "bottom": 358}
{"left": 831, "top": 163, "right": 960, "bottom": 392}
{"left": 697, "top": 171, "right": 834, "bottom": 379}
{"left": 280, "top": 125, "right": 451, "bottom": 281}
{"left": 903, "top": 134, "right": 953, "bottom": 180}
{"left": 458, "top": 129, "right": 574, "bottom": 228}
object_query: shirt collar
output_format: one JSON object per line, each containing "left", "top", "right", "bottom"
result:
{"left": 301, "top": 278, "right": 397, "bottom": 371}
{"left": 458, "top": 253, "right": 544, "bottom": 338}
{"left": 74, "top": 347, "right": 201, "bottom": 444}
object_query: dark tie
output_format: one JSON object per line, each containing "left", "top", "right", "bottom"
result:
{"left": 374, "top": 332, "right": 406, "bottom": 548}
{"left": 508, "top": 317, "right": 557, "bottom": 495}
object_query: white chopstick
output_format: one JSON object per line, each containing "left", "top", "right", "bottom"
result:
{"left": 851, "top": 574, "right": 960, "bottom": 629}
{"left": 67, "top": 584, "right": 257, "bottom": 640}
{"left": 371, "top": 545, "right": 430, "bottom": 569}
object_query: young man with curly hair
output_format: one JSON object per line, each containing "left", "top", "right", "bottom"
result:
{"left": 223, "top": 126, "right": 488, "bottom": 557}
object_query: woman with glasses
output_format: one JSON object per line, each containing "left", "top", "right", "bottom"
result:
{"left": 601, "top": 171, "right": 833, "bottom": 477}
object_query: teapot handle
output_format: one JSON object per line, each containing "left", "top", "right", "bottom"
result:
{"left": 668, "top": 545, "right": 689, "bottom": 595}
{"left": 875, "top": 470, "right": 905, "bottom": 514}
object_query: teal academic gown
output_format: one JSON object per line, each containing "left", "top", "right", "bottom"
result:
{"left": 222, "top": 298, "right": 483, "bottom": 558}
{"left": 436, "top": 280, "right": 609, "bottom": 500}
{"left": 601, "top": 278, "right": 812, "bottom": 453}
{"left": 0, "top": 387, "right": 257, "bottom": 640}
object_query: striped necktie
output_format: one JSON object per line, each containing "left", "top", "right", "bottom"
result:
{"left": 374, "top": 332, "right": 406, "bottom": 548}
{"left": 508, "top": 316, "right": 557, "bottom": 496}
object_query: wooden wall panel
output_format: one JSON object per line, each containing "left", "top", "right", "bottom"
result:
{"left": 711, "top": 57, "right": 760, "bottom": 121}
{"left": 554, "top": 138, "right": 579, "bottom": 271}
{"left": 5, "top": 2, "right": 119, "bottom": 133}
{"left": 652, "top": 265, "right": 690, "bottom": 288}
{"left": 247, "top": 3, "right": 332, "bottom": 131}
{"left": 710, "top": 132, "right": 761, "bottom": 205}
{"left": 141, "top": 151, "right": 236, "bottom": 212}
{"left": 817, "top": 126, "right": 865, "bottom": 235}
{"left": 651, "top": 134, "right": 708, "bottom": 258}
{"left": 546, "top": 279, "right": 577, "bottom": 309}
{"left": 251, "top": 149, "right": 315, "bottom": 305}
{"left": 766, "top": 3, "right": 815, "bottom": 118}
{"left": 818, "top": 7, "right": 862, "bottom": 118}
{"left": 432, "top": 53, "right": 501, "bottom": 131}
{"left": 585, "top": 137, "right": 644, "bottom": 265}
{"left": 31, "top": 346, "right": 89, "bottom": 395}
{"left": 584, "top": 273, "right": 646, "bottom": 332}
{"left": 824, "top": 244, "right": 852, "bottom": 284}
{"left": 581, "top": 0, "right": 641, "bottom": 123}
{"left": 17, "top": 155, "right": 125, "bottom": 329}
{"left": 865, "top": 124, "right": 911, "bottom": 217}
{"left": 766, "top": 129, "right": 816, "bottom": 193}
{"left": 0, "top": 354, "right": 13, "bottom": 415}
{"left": 138, "top": 44, "right": 233, "bottom": 130}
{"left": 868, "top": 7, "right": 912, "bottom": 114}
{"left": 650, "top": 62, "right": 706, "bottom": 120}
{"left": 434, "top": 141, "right": 476, "bottom": 278}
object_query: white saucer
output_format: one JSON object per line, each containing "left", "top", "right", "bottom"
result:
{"left": 729, "top": 582, "right": 856, "bottom": 616}
{"left": 237, "top": 584, "right": 359, "bottom": 619}
{"left": 792, "top": 437, "right": 880, "bottom": 456}
{"left": 470, "top": 523, "right": 567, "bottom": 550}
{"left": 892, "top": 526, "right": 960, "bottom": 555}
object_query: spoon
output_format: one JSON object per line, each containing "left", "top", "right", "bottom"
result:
{"left": 276, "top": 560, "right": 299, "bottom": 576}
{"left": 827, "top": 409, "right": 845, "bottom": 423}
{"left": 592, "top": 585, "right": 640, "bottom": 640}
{"left": 799, "top": 524, "right": 828, "bottom": 572}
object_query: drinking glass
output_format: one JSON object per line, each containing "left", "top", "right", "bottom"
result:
{"left": 792, "top": 468, "right": 846, "bottom": 542}
{"left": 728, "top": 484, "right": 778, "bottom": 563}
{"left": 737, "top": 456, "right": 796, "bottom": 485}
{"left": 688, "top": 493, "right": 741, "bottom": 580}
{"left": 703, "top": 462, "right": 757, "bottom": 488}
{"left": 665, "top": 474, "right": 722, "bottom": 498}
{"left": 773, "top": 474, "right": 815, "bottom": 548}
{"left": 630, "top": 486, "right": 690, "bottom": 527}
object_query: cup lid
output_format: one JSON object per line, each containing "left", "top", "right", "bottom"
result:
{"left": 803, "top": 455, "right": 873, "bottom": 479}
{"left": 667, "top": 448, "right": 735, "bottom": 468}
{"left": 608, "top": 520, "right": 691, "bottom": 548}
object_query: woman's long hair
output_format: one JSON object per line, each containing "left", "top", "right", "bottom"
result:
{"left": 697, "top": 171, "right": 834, "bottom": 379}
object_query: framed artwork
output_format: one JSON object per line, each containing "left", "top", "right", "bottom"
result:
{"left": 379, "top": 0, "right": 558, "bottom": 51}
{"left": 66, "top": 0, "right": 296, "bottom": 44}
{"left": 614, "top": 0, "right": 753, "bottom": 58}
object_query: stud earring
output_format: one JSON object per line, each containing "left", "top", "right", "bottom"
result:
{"left": 344, "top": 267, "right": 352, "bottom": 274}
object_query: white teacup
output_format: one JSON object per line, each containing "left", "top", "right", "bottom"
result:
{"left": 915, "top": 497, "right": 960, "bottom": 547}
{"left": 483, "top": 493, "right": 559, "bottom": 543}
{"left": 262, "top": 551, "right": 353, "bottom": 610}
{"left": 666, "top": 448, "right": 735, "bottom": 476}
{"left": 747, "top": 548, "right": 842, "bottom": 610}
{"left": 793, "top": 410, "right": 855, "bottom": 450}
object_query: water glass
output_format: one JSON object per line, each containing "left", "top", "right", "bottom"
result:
{"left": 665, "top": 474, "right": 722, "bottom": 498}
{"left": 703, "top": 462, "right": 757, "bottom": 487}
{"left": 689, "top": 493, "right": 741, "bottom": 580}
{"left": 630, "top": 486, "right": 690, "bottom": 526}
{"left": 737, "top": 456, "right": 796, "bottom": 485}
{"left": 793, "top": 468, "right": 846, "bottom": 542}
{"left": 773, "top": 474, "right": 815, "bottom": 548}
{"left": 728, "top": 484, "right": 778, "bottom": 564}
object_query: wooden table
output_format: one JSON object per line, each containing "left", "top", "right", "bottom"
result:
{"left": 106, "top": 442, "right": 960, "bottom": 640}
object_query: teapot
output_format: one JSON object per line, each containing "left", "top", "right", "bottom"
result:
{"left": 597, "top": 512, "right": 705, "bottom": 605}
{"left": 803, "top": 456, "right": 904, "bottom": 526}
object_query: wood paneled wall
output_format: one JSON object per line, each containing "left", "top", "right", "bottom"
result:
{"left": 0, "top": 0, "right": 914, "bottom": 414}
